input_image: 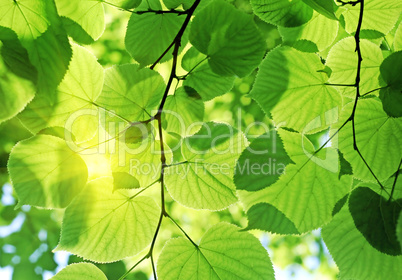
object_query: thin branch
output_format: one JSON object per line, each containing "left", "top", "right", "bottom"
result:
{"left": 295, "top": 118, "right": 349, "bottom": 177}
{"left": 324, "top": 83, "right": 356, "bottom": 87}
{"left": 117, "top": 255, "right": 148, "bottom": 280}
{"left": 154, "top": 0, "right": 201, "bottom": 115}
{"left": 389, "top": 158, "right": 402, "bottom": 202}
{"left": 178, "top": 56, "right": 209, "bottom": 80}
{"left": 135, "top": 9, "right": 188, "bottom": 15}
{"left": 337, "top": 0, "right": 360, "bottom": 6}
{"left": 140, "top": 1, "right": 202, "bottom": 279}
{"left": 150, "top": 1, "right": 200, "bottom": 70}
{"left": 165, "top": 212, "right": 198, "bottom": 247}
{"left": 346, "top": 0, "right": 386, "bottom": 193}
{"left": 128, "top": 178, "right": 160, "bottom": 200}
{"left": 102, "top": 0, "right": 136, "bottom": 13}
{"left": 360, "top": 86, "right": 387, "bottom": 97}
{"left": 166, "top": 161, "right": 189, "bottom": 167}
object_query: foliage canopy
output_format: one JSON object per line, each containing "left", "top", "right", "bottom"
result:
{"left": 0, "top": 0, "right": 401, "bottom": 279}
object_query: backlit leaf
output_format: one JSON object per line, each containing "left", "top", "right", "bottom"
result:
{"left": 8, "top": 134, "right": 88, "bottom": 209}
{"left": 163, "top": 86, "right": 204, "bottom": 137}
{"left": 125, "top": 5, "right": 187, "bottom": 67}
{"left": 51, "top": 263, "right": 107, "bottom": 280}
{"left": 333, "top": 98, "right": 402, "bottom": 182}
{"left": 0, "top": 51, "right": 35, "bottom": 124}
{"left": 0, "top": 0, "right": 72, "bottom": 102}
{"left": 96, "top": 64, "right": 165, "bottom": 123}
{"left": 157, "top": 223, "right": 275, "bottom": 280}
{"left": 55, "top": 0, "right": 105, "bottom": 43}
{"left": 234, "top": 130, "right": 292, "bottom": 191}
{"left": 165, "top": 122, "right": 247, "bottom": 210}
{"left": 379, "top": 51, "right": 402, "bottom": 117}
{"left": 302, "top": 0, "right": 338, "bottom": 20}
{"left": 245, "top": 203, "right": 300, "bottom": 234}
{"left": 251, "top": 0, "right": 313, "bottom": 27}
{"left": 340, "top": 0, "right": 402, "bottom": 36}
{"left": 19, "top": 44, "right": 103, "bottom": 143}
{"left": 349, "top": 186, "right": 402, "bottom": 256}
{"left": 190, "top": 0, "right": 266, "bottom": 77}
{"left": 240, "top": 132, "right": 352, "bottom": 233}
{"left": 326, "top": 37, "right": 383, "bottom": 98}
{"left": 250, "top": 46, "right": 342, "bottom": 133}
{"left": 279, "top": 11, "right": 339, "bottom": 52}
{"left": 182, "top": 47, "right": 235, "bottom": 101}
{"left": 56, "top": 177, "right": 160, "bottom": 262}
{"left": 322, "top": 201, "right": 402, "bottom": 279}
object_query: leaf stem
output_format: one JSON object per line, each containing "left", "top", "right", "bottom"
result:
{"left": 324, "top": 83, "right": 356, "bottom": 87}
{"left": 165, "top": 212, "right": 198, "bottom": 247}
{"left": 359, "top": 86, "right": 387, "bottom": 97}
{"left": 128, "top": 178, "right": 160, "bottom": 200}
{"left": 117, "top": 255, "right": 148, "bottom": 280}
{"left": 389, "top": 158, "right": 402, "bottom": 202}
{"left": 178, "top": 56, "right": 209, "bottom": 80}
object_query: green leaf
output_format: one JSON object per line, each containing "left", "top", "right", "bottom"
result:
{"left": 340, "top": 0, "right": 402, "bottom": 36}
{"left": 379, "top": 51, "right": 402, "bottom": 117}
{"left": 96, "top": 64, "right": 165, "bottom": 123}
{"left": 182, "top": 47, "right": 235, "bottom": 101}
{"left": 112, "top": 172, "right": 140, "bottom": 190}
{"left": 250, "top": 46, "right": 341, "bottom": 133}
{"left": 333, "top": 98, "right": 402, "bottom": 182}
{"left": 234, "top": 131, "right": 292, "bottom": 191}
{"left": 163, "top": 86, "right": 204, "bottom": 136}
{"left": 302, "top": 0, "right": 338, "bottom": 20}
{"left": 55, "top": 177, "right": 160, "bottom": 262}
{"left": 239, "top": 132, "right": 352, "bottom": 233}
{"left": 332, "top": 194, "right": 348, "bottom": 216}
{"left": 125, "top": 8, "right": 187, "bottom": 67}
{"left": 278, "top": 11, "right": 339, "bottom": 52}
{"left": 326, "top": 37, "right": 383, "bottom": 98}
{"left": 108, "top": 0, "right": 142, "bottom": 9}
{"left": 0, "top": 26, "right": 37, "bottom": 82}
{"left": 398, "top": 212, "right": 402, "bottom": 248}
{"left": 157, "top": 223, "right": 275, "bottom": 280}
{"left": 349, "top": 186, "right": 402, "bottom": 256}
{"left": 19, "top": 44, "right": 103, "bottom": 143}
{"left": 7, "top": 134, "right": 88, "bottom": 209}
{"left": 245, "top": 203, "right": 300, "bottom": 234}
{"left": 338, "top": 150, "right": 353, "bottom": 179}
{"left": 0, "top": 0, "right": 72, "bottom": 102}
{"left": 0, "top": 51, "right": 35, "bottom": 124}
{"left": 394, "top": 22, "right": 402, "bottom": 51}
{"left": 163, "top": 0, "right": 188, "bottom": 9}
{"left": 110, "top": 140, "right": 172, "bottom": 189}
{"left": 165, "top": 122, "right": 247, "bottom": 210}
{"left": 163, "top": 0, "right": 211, "bottom": 10}
{"left": 55, "top": 0, "right": 105, "bottom": 43}
{"left": 50, "top": 263, "right": 107, "bottom": 280}
{"left": 359, "top": 29, "right": 385, "bottom": 39}
{"left": 251, "top": 0, "right": 313, "bottom": 27}
{"left": 190, "top": 0, "right": 266, "bottom": 77}
{"left": 322, "top": 201, "right": 402, "bottom": 279}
